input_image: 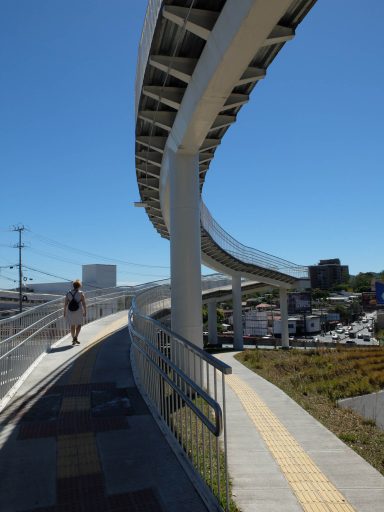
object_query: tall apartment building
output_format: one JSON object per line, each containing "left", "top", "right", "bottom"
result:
{"left": 309, "top": 259, "right": 349, "bottom": 290}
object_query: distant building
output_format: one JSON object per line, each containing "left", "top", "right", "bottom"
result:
{"left": 82, "top": 264, "right": 116, "bottom": 290}
{"left": 309, "top": 259, "right": 349, "bottom": 290}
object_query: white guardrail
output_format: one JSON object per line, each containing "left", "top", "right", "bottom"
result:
{"left": 0, "top": 273, "right": 234, "bottom": 510}
{"left": 201, "top": 202, "right": 309, "bottom": 280}
{"left": 0, "top": 287, "right": 133, "bottom": 405}
{"left": 129, "top": 275, "right": 233, "bottom": 512}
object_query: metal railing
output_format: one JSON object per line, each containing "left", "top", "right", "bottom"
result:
{"left": 0, "top": 288, "right": 133, "bottom": 404}
{"left": 201, "top": 201, "right": 309, "bottom": 279}
{"left": 135, "top": 0, "right": 163, "bottom": 117}
{"left": 129, "top": 280, "right": 232, "bottom": 512}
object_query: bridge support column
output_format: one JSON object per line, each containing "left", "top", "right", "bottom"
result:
{"left": 208, "top": 301, "right": 218, "bottom": 345}
{"left": 232, "top": 274, "right": 243, "bottom": 350}
{"left": 280, "top": 287, "right": 289, "bottom": 349}
{"left": 169, "top": 150, "right": 203, "bottom": 350}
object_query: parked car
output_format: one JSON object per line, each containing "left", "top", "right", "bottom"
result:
{"left": 332, "top": 334, "right": 340, "bottom": 340}
{"left": 345, "top": 340, "right": 356, "bottom": 345}
{"left": 336, "top": 328, "right": 344, "bottom": 334}
{"left": 363, "top": 335, "right": 371, "bottom": 341}
{"left": 357, "top": 333, "right": 364, "bottom": 339}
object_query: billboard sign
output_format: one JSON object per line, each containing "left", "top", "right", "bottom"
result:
{"left": 362, "top": 292, "right": 376, "bottom": 309}
{"left": 288, "top": 292, "right": 312, "bottom": 315}
{"left": 375, "top": 281, "right": 384, "bottom": 305}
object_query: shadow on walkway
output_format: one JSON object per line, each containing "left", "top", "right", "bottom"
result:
{"left": 0, "top": 325, "right": 206, "bottom": 512}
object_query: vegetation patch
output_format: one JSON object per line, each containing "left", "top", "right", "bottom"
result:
{"left": 236, "top": 346, "right": 384, "bottom": 476}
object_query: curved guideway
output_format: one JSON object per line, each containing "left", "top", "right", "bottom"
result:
{"left": 135, "top": 0, "right": 314, "bottom": 286}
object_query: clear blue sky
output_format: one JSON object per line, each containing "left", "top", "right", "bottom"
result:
{"left": 1, "top": 0, "right": 383, "bottom": 290}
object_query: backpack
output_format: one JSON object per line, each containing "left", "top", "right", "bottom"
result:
{"left": 68, "top": 291, "right": 80, "bottom": 312}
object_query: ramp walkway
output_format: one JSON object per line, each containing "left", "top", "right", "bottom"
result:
{"left": 0, "top": 312, "right": 206, "bottom": 512}
{"left": 217, "top": 351, "right": 384, "bottom": 512}
{"left": 2, "top": 312, "right": 384, "bottom": 512}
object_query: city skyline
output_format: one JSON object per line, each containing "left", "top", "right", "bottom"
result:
{"left": 1, "top": 0, "right": 383, "bottom": 289}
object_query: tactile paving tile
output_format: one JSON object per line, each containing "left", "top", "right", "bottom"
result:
{"left": 108, "top": 488, "right": 163, "bottom": 512}
{"left": 18, "top": 411, "right": 129, "bottom": 439}
{"left": 18, "top": 421, "right": 57, "bottom": 439}
{"left": 20, "top": 488, "right": 163, "bottom": 512}
{"left": 227, "top": 374, "right": 356, "bottom": 512}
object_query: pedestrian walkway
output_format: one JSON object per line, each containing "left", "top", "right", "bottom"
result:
{"left": 217, "top": 351, "right": 384, "bottom": 512}
{"left": 0, "top": 312, "right": 207, "bottom": 512}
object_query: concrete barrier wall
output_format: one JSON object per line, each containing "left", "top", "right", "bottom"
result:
{"left": 338, "top": 391, "right": 384, "bottom": 430}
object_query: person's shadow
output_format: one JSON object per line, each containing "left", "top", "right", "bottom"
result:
{"left": 49, "top": 346, "right": 74, "bottom": 353}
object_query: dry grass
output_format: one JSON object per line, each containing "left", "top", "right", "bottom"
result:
{"left": 235, "top": 346, "right": 384, "bottom": 475}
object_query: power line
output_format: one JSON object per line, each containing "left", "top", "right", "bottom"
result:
{"left": 28, "top": 248, "right": 169, "bottom": 278}
{"left": 24, "top": 263, "right": 169, "bottom": 282}
{"left": 28, "top": 247, "right": 83, "bottom": 266}
{"left": 28, "top": 230, "right": 170, "bottom": 269}
{"left": 23, "top": 264, "right": 87, "bottom": 286}
{"left": 0, "top": 273, "right": 17, "bottom": 283}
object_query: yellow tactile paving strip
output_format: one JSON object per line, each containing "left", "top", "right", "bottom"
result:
{"left": 56, "top": 317, "right": 127, "bottom": 480}
{"left": 60, "top": 396, "right": 91, "bottom": 412}
{"left": 57, "top": 433, "right": 101, "bottom": 478}
{"left": 227, "top": 374, "right": 356, "bottom": 512}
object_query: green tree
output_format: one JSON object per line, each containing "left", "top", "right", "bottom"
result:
{"left": 202, "top": 305, "right": 226, "bottom": 332}
{"left": 311, "top": 288, "right": 329, "bottom": 301}
{"left": 350, "top": 272, "right": 374, "bottom": 293}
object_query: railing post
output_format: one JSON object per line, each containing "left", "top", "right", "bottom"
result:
{"left": 208, "top": 301, "right": 218, "bottom": 345}
{"left": 232, "top": 274, "right": 243, "bottom": 351}
{"left": 280, "top": 287, "right": 290, "bottom": 349}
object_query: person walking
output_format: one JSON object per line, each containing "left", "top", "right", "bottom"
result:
{"left": 64, "top": 280, "right": 86, "bottom": 346}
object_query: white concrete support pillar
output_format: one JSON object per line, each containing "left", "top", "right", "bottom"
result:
{"left": 232, "top": 274, "right": 243, "bottom": 351}
{"left": 208, "top": 301, "right": 218, "bottom": 345}
{"left": 169, "top": 150, "right": 203, "bottom": 350}
{"left": 280, "top": 287, "right": 289, "bottom": 349}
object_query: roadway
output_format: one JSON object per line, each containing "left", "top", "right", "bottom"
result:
{"left": 312, "top": 311, "right": 378, "bottom": 347}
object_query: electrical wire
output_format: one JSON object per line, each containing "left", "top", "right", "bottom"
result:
{"left": 0, "top": 273, "right": 17, "bottom": 283}
{"left": 22, "top": 264, "right": 169, "bottom": 288}
{"left": 22, "top": 265, "right": 105, "bottom": 289}
{"left": 27, "top": 248, "right": 169, "bottom": 278}
{"left": 28, "top": 230, "right": 170, "bottom": 269}
{"left": 28, "top": 247, "right": 84, "bottom": 267}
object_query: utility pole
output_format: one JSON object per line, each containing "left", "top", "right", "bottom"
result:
{"left": 12, "top": 225, "right": 25, "bottom": 314}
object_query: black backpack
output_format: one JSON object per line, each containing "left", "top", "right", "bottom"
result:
{"left": 68, "top": 291, "right": 80, "bottom": 312}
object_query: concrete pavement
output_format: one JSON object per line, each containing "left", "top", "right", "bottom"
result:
{"left": 0, "top": 312, "right": 207, "bottom": 512}
{"left": 2, "top": 312, "right": 384, "bottom": 512}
